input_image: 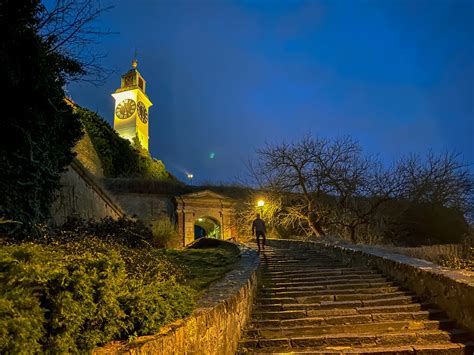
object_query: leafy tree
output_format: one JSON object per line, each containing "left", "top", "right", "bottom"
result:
{"left": 0, "top": 0, "right": 84, "bottom": 235}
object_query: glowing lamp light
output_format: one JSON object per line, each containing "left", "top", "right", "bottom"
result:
{"left": 257, "top": 200, "right": 265, "bottom": 207}
{"left": 198, "top": 218, "right": 203, "bottom": 222}
{"left": 186, "top": 173, "right": 193, "bottom": 179}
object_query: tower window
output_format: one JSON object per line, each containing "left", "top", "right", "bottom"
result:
{"left": 138, "top": 77, "right": 144, "bottom": 90}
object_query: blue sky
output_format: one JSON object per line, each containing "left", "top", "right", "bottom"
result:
{"left": 66, "top": 0, "right": 474, "bottom": 184}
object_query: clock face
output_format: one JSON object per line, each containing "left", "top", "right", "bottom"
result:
{"left": 137, "top": 101, "right": 148, "bottom": 123}
{"left": 115, "top": 99, "right": 136, "bottom": 119}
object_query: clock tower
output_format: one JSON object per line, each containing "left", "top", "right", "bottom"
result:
{"left": 112, "top": 59, "right": 153, "bottom": 150}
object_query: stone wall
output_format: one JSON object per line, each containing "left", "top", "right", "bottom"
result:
{"left": 112, "top": 192, "right": 178, "bottom": 246}
{"left": 266, "top": 239, "right": 474, "bottom": 334}
{"left": 94, "top": 246, "right": 259, "bottom": 354}
{"left": 111, "top": 192, "right": 175, "bottom": 224}
{"left": 50, "top": 159, "right": 125, "bottom": 225}
{"left": 73, "top": 129, "right": 104, "bottom": 177}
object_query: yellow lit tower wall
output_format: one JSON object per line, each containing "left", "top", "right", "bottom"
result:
{"left": 112, "top": 61, "right": 153, "bottom": 150}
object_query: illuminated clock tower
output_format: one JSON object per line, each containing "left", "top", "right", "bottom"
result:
{"left": 112, "top": 59, "right": 153, "bottom": 150}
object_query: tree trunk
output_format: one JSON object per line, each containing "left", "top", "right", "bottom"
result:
{"left": 349, "top": 225, "right": 357, "bottom": 243}
{"left": 309, "top": 218, "right": 326, "bottom": 237}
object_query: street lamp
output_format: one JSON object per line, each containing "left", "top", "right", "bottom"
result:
{"left": 257, "top": 199, "right": 265, "bottom": 217}
{"left": 186, "top": 173, "right": 193, "bottom": 185}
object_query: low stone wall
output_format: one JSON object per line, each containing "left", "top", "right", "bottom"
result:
{"left": 95, "top": 245, "right": 259, "bottom": 354}
{"left": 266, "top": 239, "right": 474, "bottom": 334}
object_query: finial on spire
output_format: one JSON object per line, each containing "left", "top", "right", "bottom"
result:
{"left": 132, "top": 48, "right": 138, "bottom": 68}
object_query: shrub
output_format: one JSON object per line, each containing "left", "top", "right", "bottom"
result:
{"left": 119, "top": 279, "right": 195, "bottom": 337}
{"left": 44, "top": 217, "right": 184, "bottom": 281}
{"left": 387, "top": 202, "right": 469, "bottom": 246}
{"left": 150, "top": 217, "right": 180, "bottom": 248}
{"left": 0, "top": 242, "right": 195, "bottom": 353}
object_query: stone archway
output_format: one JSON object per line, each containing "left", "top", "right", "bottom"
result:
{"left": 194, "top": 216, "right": 220, "bottom": 239}
{"left": 176, "top": 190, "right": 237, "bottom": 246}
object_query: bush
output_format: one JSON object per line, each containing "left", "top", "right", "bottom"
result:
{"left": 0, "top": 218, "right": 243, "bottom": 351}
{"left": 0, "top": 242, "right": 195, "bottom": 353}
{"left": 150, "top": 217, "right": 180, "bottom": 248}
{"left": 387, "top": 202, "right": 469, "bottom": 246}
{"left": 42, "top": 217, "right": 184, "bottom": 281}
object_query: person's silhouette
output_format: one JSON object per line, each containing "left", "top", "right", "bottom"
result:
{"left": 252, "top": 213, "right": 266, "bottom": 252}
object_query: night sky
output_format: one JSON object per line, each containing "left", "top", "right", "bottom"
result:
{"left": 65, "top": 0, "right": 473, "bottom": 184}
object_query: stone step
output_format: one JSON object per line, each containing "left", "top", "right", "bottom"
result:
{"left": 245, "top": 319, "right": 456, "bottom": 339}
{"left": 263, "top": 272, "right": 380, "bottom": 280}
{"left": 259, "top": 282, "right": 397, "bottom": 296}
{"left": 263, "top": 258, "right": 337, "bottom": 263}
{"left": 262, "top": 272, "right": 385, "bottom": 283}
{"left": 263, "top": 267, "right": 373, "bottom": 275}
{"left": 238, "top": 342, "right": 474, "bottom": 354}
{"left": 253, "top": 302, "right": 436, "bottom": 320}
{"left": 267, "top": 278, "right": 390, "bottom": 288}
{"left": 239, "top": 329, "right": 471, "bottom": 350}
{"left": 258, "top": 286, "right": 404, "bottom": 300}
{"left": 255, "top": 294, "right": 418, "bottom": 312}
{"left": 248, "top": 309, "right": 446, "bottom": 328}
{"left": 256, "top": 292, "right": 414, "bottom": 311}
{"left": 238, "top": 244, "right": 473, "bottom": 354}
{"left": 256, "top": 287, "right": 406, "bottom": 305}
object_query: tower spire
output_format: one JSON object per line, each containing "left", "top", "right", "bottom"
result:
{"left": 132, "top": 49, "right": 138, "bottom": 69}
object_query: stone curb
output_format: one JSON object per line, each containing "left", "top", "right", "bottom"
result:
{"left": 266, "top": 238, "right": 474, "bottom": 334}
{"left": 94, "top": 246, "right": 259, "bottom": 354}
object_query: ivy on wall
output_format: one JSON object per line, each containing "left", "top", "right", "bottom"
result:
{"left": 77, "top": 108, "right": 169, "bottom": 180}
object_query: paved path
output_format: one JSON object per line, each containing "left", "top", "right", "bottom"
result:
{"left": 238, "top": 244, "right": 474, "bottom": 354}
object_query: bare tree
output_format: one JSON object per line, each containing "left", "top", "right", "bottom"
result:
{"left": 249, "top": 136, "right": 395, "bottom": 239}
{"left": 249, "top": 137, "right": 473, "bottom": 243}
{"left": 249, "top": 136, "right": 329, "bottom": 236}
{"left": 398, "top": 151, "right": 473, "bottom": 217}
{"left": 37, "top": 0, "right": 114, "bottom": 83}
{"left": 328, "top": 160, "right": 404, "bottom": 243}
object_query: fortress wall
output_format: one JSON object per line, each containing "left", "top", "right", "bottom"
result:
{"left": 50, "top": 159, "right": 125, "bottom": 225}
{"left": 73, "top": 129, "right": 104, "bottom": 177}
{"left": 111, "top": 192, "right": 175, "bottom": 224}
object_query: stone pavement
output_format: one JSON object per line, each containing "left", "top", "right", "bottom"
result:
{"left": 238, "top": 244, "right": 474, "bottom": 354}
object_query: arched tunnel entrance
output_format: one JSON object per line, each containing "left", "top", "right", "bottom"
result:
{"left": 194, "top": 216, "right": 220, "bottom": 240}
{"left": 176, "top": 190, "right": 238, "bottom": 246}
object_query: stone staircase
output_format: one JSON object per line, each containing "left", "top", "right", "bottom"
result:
{"left": 237, "top": 244, "right": 474, "bottom": 354}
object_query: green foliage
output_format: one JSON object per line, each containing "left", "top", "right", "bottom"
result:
{"left": 77, "top": 107, "right": 169, "bottom": 179}
{"left": 119, "top": 279, "right": 195, "bottom": 337}
{"left": 0, "top": 241, "right": 195, "bottom": 353}
{"left": 78, "top": 107, "right": 139, "bottom": 177}
{"left": 45, "top": 217, "right": 184, "bottom": 281}
{"left": 150, "top": 217, "right": 180, "bottom": 248}
{"left": 161, "top": 244, "right": 240, "bottom": 291}
{"left": 0, "top": 0, "right": 83, "bottom": 235}
{"left": 0, "top": 219, "right": 242, "bottom": 352}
